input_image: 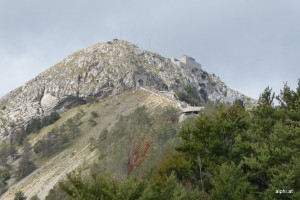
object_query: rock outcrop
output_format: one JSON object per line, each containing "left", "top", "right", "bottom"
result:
{"left": 0, "top": 40, "right": 255, "bottom": 142}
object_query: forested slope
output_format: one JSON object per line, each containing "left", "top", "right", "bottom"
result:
{"left": 54, "top": 82, "right": 300, "bottom": 200}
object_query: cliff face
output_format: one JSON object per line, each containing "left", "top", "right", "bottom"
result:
{"left": 0, "top": 40, "right": 255, "bottom": 142}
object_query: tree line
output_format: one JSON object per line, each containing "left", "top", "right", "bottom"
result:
{"left": 56, "top": 82, "right": 300, "bottom": 199}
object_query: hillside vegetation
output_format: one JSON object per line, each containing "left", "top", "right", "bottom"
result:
{"left": 0, "top": 89, "right": 181, "bottom": 200}
{"left": 47, "top": 83, "right": 299, "bottom": 200}
{"left": 0, "top": 39, "right": 298, "bottom": 199}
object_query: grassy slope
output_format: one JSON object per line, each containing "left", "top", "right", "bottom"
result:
{"left": 1, "top": 89, "right": 180, "bottom": 200}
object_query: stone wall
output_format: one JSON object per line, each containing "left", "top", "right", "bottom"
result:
{"left": 180, "top": 55, "right": 201, "bottom": 69}
{"left": 159, "top": 91, "right": 176, "bottom": 99}
{"left": 171, "top": 55, "right": 201, "bottom": 70}
{"left": 135, "top": 74, "right": 147, "bottom": 88}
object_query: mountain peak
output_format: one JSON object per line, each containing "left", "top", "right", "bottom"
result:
{"left": 0, "top": 40, "right": 255, "bottom": 142}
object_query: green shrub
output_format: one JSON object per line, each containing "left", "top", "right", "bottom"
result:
{"left": 91, "top": 111, "right": 99, "bottom": 118}
{"left": 14, "top": 191, "right": 26, "bottom": 200}
{"left": 177, "top": 85, "right": 203, "bottom": 106}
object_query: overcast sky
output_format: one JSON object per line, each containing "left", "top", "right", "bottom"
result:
{"left": 0, "top": 0, "right": 299, "bottom": 99}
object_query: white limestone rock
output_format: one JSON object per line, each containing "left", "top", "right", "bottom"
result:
{"left": 41, "top": 93, "right": 59, "bottom": 115}
{"left": 0, "top": 40, "right": 256, "bottom": 143}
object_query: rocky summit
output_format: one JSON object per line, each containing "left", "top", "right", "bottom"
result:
{"left": 0, "top": 40, "right": 255, "bottom": 142}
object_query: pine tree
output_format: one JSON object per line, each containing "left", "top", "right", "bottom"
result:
{"left": 14, "top": 191, "right": 26, "bottom": 200}
{"left": 209, "top": 163, "right": 255, "bottom": 200}
{"left": 16, "top": 140, "right": 36, "bottom": 180}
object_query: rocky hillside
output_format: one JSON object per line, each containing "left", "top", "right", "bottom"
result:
{"left": 0, "top": 89, "right": 181, "bottom": 200}
{"left": 0, "top": 40, "right": 254, "bottom": 142}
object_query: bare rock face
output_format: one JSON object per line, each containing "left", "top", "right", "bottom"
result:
{"left": 0, "top": 40, "right": 255, "bottom": 142}
{"left": 41, "top": 93, "right": 59, "bottom": 114}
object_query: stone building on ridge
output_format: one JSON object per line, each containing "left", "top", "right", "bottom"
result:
{"left": 171, "top": 55, "right": 201, "bottom": 70}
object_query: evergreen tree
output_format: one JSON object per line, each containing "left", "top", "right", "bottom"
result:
{"left": 177, "top": 85, "right": 204, "bottom": 106}
{"left": 209, "top": 163, "right": 255, "bottom": 200}
{"left": 14, "top": 191, "right": 26, "bottom": 200}
{"left": 25, "top": 118, "right": 42, "bottom": 134}
{"left": 16, "top": 140, "right": 36, "bottom": 180}
{"left": 59, "top": 172, "right": 118, "bottom": 200}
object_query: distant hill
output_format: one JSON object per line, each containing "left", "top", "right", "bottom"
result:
{"left": 0, "top": 40, "right": 259, "bottom": 199}
{"left": 0, "top": 40, "right": 255, "bottom": 143}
